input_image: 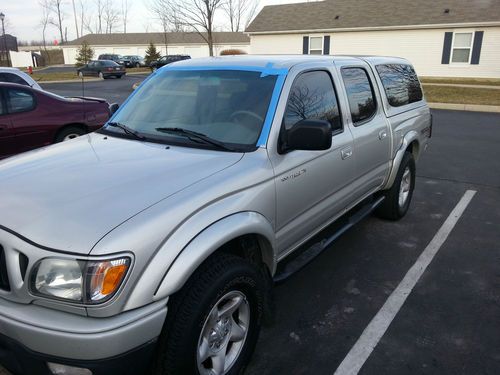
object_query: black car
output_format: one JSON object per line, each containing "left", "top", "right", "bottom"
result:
{"left": 77, "top": 60, "right": 126, "bottom": 79}
{"left": 122, "top": 55, "right": 146, "bottom": 68}
{"left": 150, "top": 55, "right": 191, "bottom": 71}
{"left": 98, "top": 54, "right": 125, "bottom": 66}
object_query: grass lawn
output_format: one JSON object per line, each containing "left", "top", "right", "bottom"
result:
{"left": 31, "top": 72, "right": 80, "bottom": 82}
{"left": 420, "top": 77, "right": 500, "bottom": 86}
{"left": 423, "top": 85, "right": 500, "bottom": 106}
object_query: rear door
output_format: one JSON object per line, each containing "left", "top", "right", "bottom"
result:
{"left": 337, "top": 62, "right": 391, "bottom": 199}
{"left": 0, "top": 89, "right": 19, "bottom": 158}
{"left": 4, "top": 86, "right": 54, "bottom": 153}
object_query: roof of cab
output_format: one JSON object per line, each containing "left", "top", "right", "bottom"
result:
{"left": 166, "top": 55, "right": 411, "bottom": 70}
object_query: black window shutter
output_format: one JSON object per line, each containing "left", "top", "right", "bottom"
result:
{"left": 303, "top": 36, "right": 309, "bottom": 54}
{"left": 441, "top": 32, "right": 453, "bottom": 64}
{"left": 471, "top": 31, "right": 484, "bottom": 65}
{"left": 323, "top": 35, "right": 331, "bottom": 55}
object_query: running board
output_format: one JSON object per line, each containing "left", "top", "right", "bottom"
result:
{"left": 273, "top": 196, "right": 385, "bottom": 284}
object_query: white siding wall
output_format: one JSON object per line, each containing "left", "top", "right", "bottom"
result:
{"left": 62, "top": 43, "right": 250, "bottom": 64}
{"left": 250, "top": 27, "right": 500, "bottom": 78}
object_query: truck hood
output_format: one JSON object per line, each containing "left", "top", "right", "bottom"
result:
{"left": 0, "top": 133, "right": 243, "bottom": 254}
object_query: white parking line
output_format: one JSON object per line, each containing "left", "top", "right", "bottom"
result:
{"left": 333, "top": 189, "right": 477, "bottom": 375}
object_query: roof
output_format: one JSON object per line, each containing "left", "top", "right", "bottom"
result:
{"left": 157, "top": 54, "right": 406, "bottom": 70}
{"left": 65, "top": 32, "right": 250, "bottom": 46}
{"left": 246, "top": 0, "right": 500, "bottom": 33}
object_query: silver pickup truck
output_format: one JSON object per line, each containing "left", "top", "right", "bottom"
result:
{"left": 0, "top": 55, "right": 431, "bottom": 375}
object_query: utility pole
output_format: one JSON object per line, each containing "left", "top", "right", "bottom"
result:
{"left": 0, "top": 12, "right": 10, "bottom": 67}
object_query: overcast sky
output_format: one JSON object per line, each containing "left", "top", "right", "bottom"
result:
{"left": 1, "top": 0, "right": 309, "bottom": 43}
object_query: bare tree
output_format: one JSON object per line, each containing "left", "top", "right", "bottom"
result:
{"left": 223, "top": 0, "right": 259, "bottom": 32}
{"left": 39, "top": 0, "right": 53, "bottom": 52}
{"left": 103, "top": 0, "right": 119, "bottom": 33}
{"left": 95, "top": 0, "right": 105, "bottom": 33}
{"left": 121, "top": 0, "right": 131, "bottom": 33}
{"left": 71, "top": 0, "right": 79, "bottom": 38}
{"left": 44, "top": 0, "right": 66, "bottom": 43}
{"left": 152, "top": 0, "right": 225, "bottom": 56}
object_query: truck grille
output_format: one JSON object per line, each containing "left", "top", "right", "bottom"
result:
{"left": 0, "top": 245, "right": 10, "bottom": 291}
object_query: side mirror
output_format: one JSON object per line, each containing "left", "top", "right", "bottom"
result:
{"left": 280, "top": 119, "right": 332, "bottom": 153}
{"left": 109, "top": 103, "right": 120, "bottom": 115}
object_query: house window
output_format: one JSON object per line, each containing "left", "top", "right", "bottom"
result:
{"left": 309, "top": 36, "right": 323, "bottom": 55}
{"left": 451, "top": 32, "right": 473, "bottom": 63}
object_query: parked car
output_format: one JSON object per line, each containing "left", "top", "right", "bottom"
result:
{"left": 0, "top": 55, "right": 431, "bottom": 375}
{"left": 0, "top": 82, "right": 110, "bottom": 159}
{"left": 123, "top": 55, "right": 147, "bottom": 68}
{"left": 150, "top": 54, "right": 191, "bottom": 71}
{"left": 0, "top": 67, "right": 42, "bottom": 90}
{"left": 77, "top": 60, "right": 126, "bottom": 79}
{"left": 98, "top": 53, "right": 125, "bottom": 66}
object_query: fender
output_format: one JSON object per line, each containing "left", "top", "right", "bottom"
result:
{"left": 382, "top": 130, "right": 419, "bottom": 190}
{"left": 153, "top": 211, "right": 276, "bottom": 301}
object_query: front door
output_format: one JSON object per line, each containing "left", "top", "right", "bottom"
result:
{"left": 271, "top": 69, "right": 356, "bottom": 256}
{"left": 338, "top": 64, "right": 391, "bottom": 198}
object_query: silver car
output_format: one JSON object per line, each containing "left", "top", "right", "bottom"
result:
{"left": 0, "top": 55, "right": 431, "bottom": 375}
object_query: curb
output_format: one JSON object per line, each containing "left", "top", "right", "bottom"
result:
{"left": 428, "top": 103, "right": 500, "bottom": 113}
{"left": 38, "top": 72, "right": 150, "bottom": 85}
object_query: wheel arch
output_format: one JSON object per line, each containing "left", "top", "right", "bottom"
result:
{"left": 153, "top": 212, "right": 276, "bottom": 301}
{"left": 383, "top": 130, "right": 419, "bottom": 190}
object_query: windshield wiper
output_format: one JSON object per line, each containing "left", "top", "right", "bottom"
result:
{"left": 107, "top": 121, "right": 147, "bottom": 141}
{"left": 155, "top": 127, "right": 235, "bottom": 152}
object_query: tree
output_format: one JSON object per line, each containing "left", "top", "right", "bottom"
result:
{"left": 47, "top": 0, "right": 66, "bottom": 44}
{"left": 121, "top": 0, "right": 131, "bottom": 33}
{"left": 103, "top": 0, "right": 119, "bottom": 33}
{"left": 75, "top": 41, "right": 94, "bottom": 66}
{"left": 223, "top": 0, "right": 259, "bottom": 32}
{"left": 152, "top": 0, "right": 225, "bottom": 57}
{"left": 39, "top": 1, "right": 52, "bottom": 60}
{"left": 144, "top": 42, "right": 161, "bottom": 66}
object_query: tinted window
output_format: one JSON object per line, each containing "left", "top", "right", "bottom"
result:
{"left": 7, "top": 88, "right": 35, "bottom": 113}
{"left": 376, "top": 64, "right": 423, "bottom": 107}
{"left": 341, "top": 68, "right": 376, "bottom": 124}
{"left": 284, "top": 71, "right": 342, "bottom": 133}
{"left": 102, "top": 61, "right": 119, "bottom": 66}
{"left": 0, "top": 73, "right": 29, "bottom": 86}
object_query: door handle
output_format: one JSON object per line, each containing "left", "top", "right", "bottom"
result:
{"left": 378, "top": 130, "right": 388, "bottom": 140}
{"left": 341, "top": 147, "right": 353, "bottom": 160}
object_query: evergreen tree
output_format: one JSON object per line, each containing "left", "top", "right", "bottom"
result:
{"left": 145, "top": 42, "right": 161, "bottom": 66}
{"left": 75, "top": 41, "right": 94, "bottom": 67}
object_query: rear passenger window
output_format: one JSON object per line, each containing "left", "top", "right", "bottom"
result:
{"left": 284, "top": 70, "right": 342, "bottom": 133}
{"left": 341, "top": 68, "right": 376, "bottom": 124}
{"left": 7, "top": 88, "right": 35, "bottom": 113}
{"left": 376, "top": 64, "right": 423, "bottom": 107}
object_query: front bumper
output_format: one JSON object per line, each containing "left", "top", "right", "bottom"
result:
{"left": 0, "top": 298, "right": 167, "bottom": 374}
{"left": 0, "top": 332, "right": 157, "bottom": 375}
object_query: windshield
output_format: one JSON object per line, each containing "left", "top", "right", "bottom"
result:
{"left": 107, "top": 70, "right": 277, "bottom": 151}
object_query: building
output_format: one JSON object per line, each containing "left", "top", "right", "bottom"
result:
{"left": 0, "top": 34, "right": 18, "bottom": 52}
{"left": 62, "top": 32, "right": 250, "bottom": 64}
{"left": 246, "top": 0, "right": 500, "bottom": 78}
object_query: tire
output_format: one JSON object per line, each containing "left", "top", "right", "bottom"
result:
{"left": 153, "top": 253, "right": 266, "bottom": 375}
{"left": 55, "top": 126, "right": 86, "bottom": 143}
{"left": 375, "top": 151, "right": 416, "bottom": 220}
{"left": 98, "top": 71, "right": 104, "bottom": 79}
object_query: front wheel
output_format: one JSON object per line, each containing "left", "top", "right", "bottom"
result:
{"left": 153, "top": 253, "right": 266, "bottom": 375}
{"left": 55, "top": 126, "right": 86, "bottom": 142}
{"left": 375, "top": 151, "right": 416, "bottom": 220}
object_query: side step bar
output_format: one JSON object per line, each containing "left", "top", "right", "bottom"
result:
{"left": 273, "top": 196, "right": 385, "bottom": 283}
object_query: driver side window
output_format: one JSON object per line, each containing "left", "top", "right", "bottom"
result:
{"left": 284, "top": 70, "right": 342, "bottom": 133}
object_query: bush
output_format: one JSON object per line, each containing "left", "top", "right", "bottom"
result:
{"left": 220, "top": 49, "right": 247, "bottom": 56}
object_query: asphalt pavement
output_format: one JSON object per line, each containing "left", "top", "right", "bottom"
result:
{"left": 1, "top": 80, "right": 499, "bottom": 375}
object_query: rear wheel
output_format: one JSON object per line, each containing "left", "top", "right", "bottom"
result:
{"left": 55, "top": 126, "right": 86, "bottom": 143}
{"left": 376, "top": 151, "right": 416, "bottom": 220}
{"left": 153, "top": 253, "right": 266, "bottom": 375}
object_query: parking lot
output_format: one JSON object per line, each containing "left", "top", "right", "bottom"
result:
{"left": 1, "top": 81, "right": 499, "bottom": 374}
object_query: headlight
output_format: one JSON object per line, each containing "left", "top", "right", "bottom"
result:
{"left": 31, "top": 257, "right": 130, "bottom": 304}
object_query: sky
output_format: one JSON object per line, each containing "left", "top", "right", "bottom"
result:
{"left": 1, "top": 0, "right": 311, "bottom": 43}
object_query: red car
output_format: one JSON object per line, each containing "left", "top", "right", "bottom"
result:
{"left": 0, "top": 83, "right": 110, "bottom": 159}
